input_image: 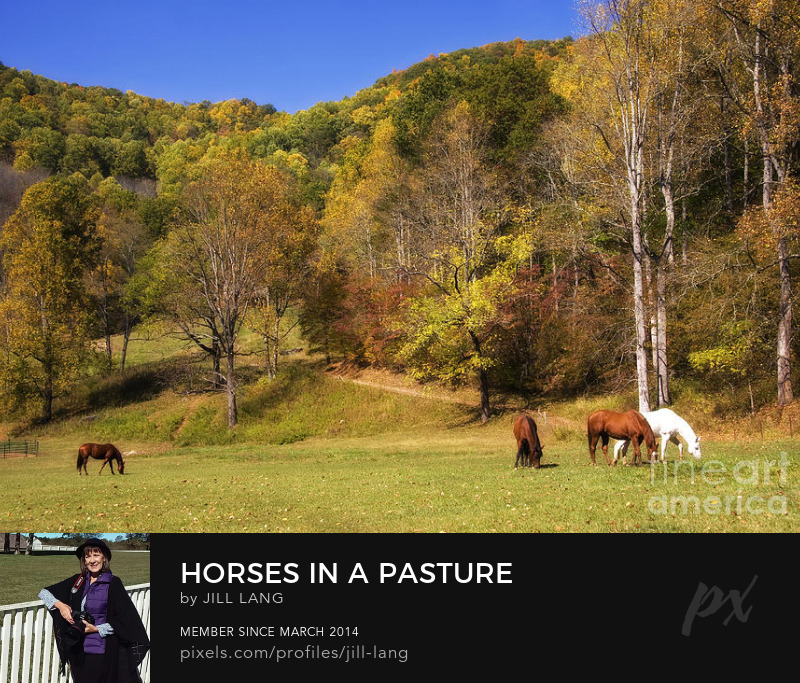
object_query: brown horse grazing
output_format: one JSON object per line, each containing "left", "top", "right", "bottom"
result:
{"left": 77, "top": 443, "right": 125, "bottom": 475}
{"left": 513, "top": 414, "right": 543, "bottom": 469}
{"left": 587, "top": 410, "right": 657, "bottom": 466}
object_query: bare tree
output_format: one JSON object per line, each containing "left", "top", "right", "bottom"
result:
{"left": 581, "top": 0, "right": 659, "bottom": 411}
{"left": 712, "top": 0, "right": 799, "bottom": 405}
{"left": 162, "top": 155, "right": 314, "bottom": 427}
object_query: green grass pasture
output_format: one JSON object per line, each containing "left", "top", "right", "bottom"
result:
{"left": 1, "top": 414, "right": 796, "bottom": 532}
{"left": 2, "top": 345, "right": 797, "bottom": 534}
{"left": 0, "top": 552, "right": 151, "bottom": 606}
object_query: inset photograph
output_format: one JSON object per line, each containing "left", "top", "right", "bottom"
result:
{"left": 0, "top": 533, "right": 150, "bottom": 682}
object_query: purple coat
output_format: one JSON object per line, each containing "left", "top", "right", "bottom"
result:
{"left": 81, "top": 571, "right": 112, "bottom": 654}
{"left": 44, "top": 571, "right": 150, "bottom": 683}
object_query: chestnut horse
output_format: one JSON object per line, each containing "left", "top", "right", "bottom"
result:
{"left": 77, "top": 443, "right": 125, "bottom": 475}
{"left": 513, "top": 414, "right": 543, "bottom": 469}
{"left": 587, "top": 410, "right": 657, "bottom": 466}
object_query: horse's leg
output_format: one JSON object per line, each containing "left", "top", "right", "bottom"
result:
{"left": 632, "top": 436, "right": 642, "bottom": 466}
{"left": 98, "top": 459, "right": 108, "bottom": 475}
{"left": 588, "top": 433, "right": 598, "bottom": 466}
{"left": 672, "top": 435, "right": 683, "bottom": 460}
{"left": 660, "top": 435, "right": 669, "bottom": 463}
{"left": 601, "top": 435, "right": 612, "bottom": 466}
{"left": 515, "top": 444, "right": 523, "bottom": 469}
{"left": 612, "top": 440, "right": 624, "bottom": 465}
{"left": 109, "top": 458, "right": 115, "bottom": 475}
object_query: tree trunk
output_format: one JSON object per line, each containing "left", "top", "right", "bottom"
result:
{"left": 656, "top": 166, "right": 676, "bottom": 407}
{"left": 776, "top": 235, "right": 794, "bottom": 405}
{"left": 754, "top": 34, "right": 794, "bottom": 405}
{"left": 655, "top": 261, "right": 670, "bottom": 406}
{"left": 264, "top": 335, "right": 276, "bottom": 380}
{"left": 469, "top": 331, "right": 491, "bottom": 423}
{"left": 3, "top": 533, "right": 9, "bottom": 553}
{"left": 478, "top": 367, "right": 490, "bottom": 424}
{"left": 121, "top": 331, "right": 130, "bottom": 373}
{"left": 225, "top": 350, "right": 237, "bottom": 428}
{"left": 14, "top": 533, "right": 20, "bottom": 555}
{"left": 26, "top": 533, "right": 34, "bottom": 555}
{"left": 631, "top": 200, "right": 651, "bottom": 413}
{"left": 43, "top": 371, "right": 53, "bottom": 423}
{"left": 272, "top": 315, "right": 280, "bottom": 378}
{"left": 212, "top": 340, "right": 222, "bottom": 390}
{"left": 120, "top": 314, "right": 133, "bottom": 372}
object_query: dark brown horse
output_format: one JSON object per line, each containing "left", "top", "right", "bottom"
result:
{"left": 77, "top": 443, "right": 125, "bottom": 475}
{"left": 587, "top": 410, "right": 657, "bottom": 466}
{"left": 513, "top": 414, "right": 543, "bottom": 469}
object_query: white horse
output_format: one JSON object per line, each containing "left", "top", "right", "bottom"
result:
{"left": 613, "top": 408, "right": 701, "bottom": 464}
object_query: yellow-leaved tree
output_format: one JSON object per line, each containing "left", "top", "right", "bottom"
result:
{"left": 0, "top": 174, "right": 99, "bottom": 421}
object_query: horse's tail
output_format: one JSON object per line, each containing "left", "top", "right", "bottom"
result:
{"left": 77, "top": 450, "right": 83, "bottom": 472}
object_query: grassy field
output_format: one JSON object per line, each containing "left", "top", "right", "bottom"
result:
{"left": 1, "top": 402, "right": 796, "bottom": 532}
{"left": 0, "top": 552, "right": 151, "bottom": 606}
{"left": 0, "top": 331, "right": 797, "bottom": 533}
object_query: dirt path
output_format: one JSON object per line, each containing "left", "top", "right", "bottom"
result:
{"left": 172, "top": 395, "right": 205, "bottom": 438}
{"left": 345, "top": 377, "right": 480, "bottom": 406}
{"left": 331, "top": 367, "right": 582, "bottom": 431}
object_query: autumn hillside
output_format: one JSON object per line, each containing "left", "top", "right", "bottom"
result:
{"left": 1, "top": 2, "right": 799, "bottom": 439}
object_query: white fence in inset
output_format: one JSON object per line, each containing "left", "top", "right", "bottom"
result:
{"left": 0, "top": 583, "right": 150, "bottom": 683}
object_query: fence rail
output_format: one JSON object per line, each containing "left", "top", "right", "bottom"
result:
{"left": 0, "top": 442, "right": 38, "bottom": 458}
{"left": 0, "top": 583, "right": 150, "bottom": 683}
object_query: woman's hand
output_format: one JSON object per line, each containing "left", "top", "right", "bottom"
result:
{"left": 54, "top": 601, "right": 73, "bottom": 624}
{"left": 82, "top": 620, "right": 99, "bottom": 634}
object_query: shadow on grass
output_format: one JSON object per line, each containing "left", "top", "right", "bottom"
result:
{"left": 238, "top": 360, "right": 329, "bottom": 419}
{"left": 68, "top": 358, "right": 219, "bottom": 417}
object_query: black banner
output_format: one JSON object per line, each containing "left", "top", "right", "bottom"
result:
{"left": 152, "top": 533, "right": 794, "bottom": 677}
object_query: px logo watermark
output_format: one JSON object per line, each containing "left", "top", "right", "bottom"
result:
{"left": 682, "top": 575, "right": 758, "bottom": 636}
{"left": 649, "top": 453, "right": 789, "bottom": 516}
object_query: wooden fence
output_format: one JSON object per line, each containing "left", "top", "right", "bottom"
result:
{"left": 0, "top": 583, "right": 150, "bottom": 683}
{"left": 0, "top": 442, "right": 38, "bottom": 459}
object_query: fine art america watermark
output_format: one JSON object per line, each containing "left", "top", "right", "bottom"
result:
{"left": 648, "top": 453, "right": 789, "bottom": 516}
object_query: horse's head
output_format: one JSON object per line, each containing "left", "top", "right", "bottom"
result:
{"left": 531, "top": 445, "right": 543, "bottom": 469}
{"left": 688, "top": 436, "right": 701, "bottom": 459}
{"left": 118, "top": 455, "right": 125, "bottom": 474}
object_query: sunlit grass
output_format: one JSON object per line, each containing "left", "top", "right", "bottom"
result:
{"left": 2, "top": 328, "right": 797, "bottom": 534}
{"left": 0, "top": 553, "right": 151, "bottom": 606}
{"left": 1, "top": 418, "right": 796, "bottom": 532}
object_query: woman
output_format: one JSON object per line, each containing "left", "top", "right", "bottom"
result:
{"left": 39, "top": 538, "right": 150, "bottom": 683}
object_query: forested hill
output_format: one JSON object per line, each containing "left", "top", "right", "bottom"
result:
{"left": 1, "top": 5, "right": 797, "bottom": 431}
{"left": 0, "top": 36, "right": 571, "bottom": 203}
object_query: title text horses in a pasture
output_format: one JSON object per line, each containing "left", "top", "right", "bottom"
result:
{"left": 613, "top": 408, "right": 701, "bottom": 464}
{"left": 587, "top": 410, "right": 657, "bottom": 466}
{"left": 77, "top": 443, "right": 126, "bottom": 475}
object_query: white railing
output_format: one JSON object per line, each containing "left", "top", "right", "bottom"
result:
{"left": 0, "top": 583, "right": 150, "bottom": 683}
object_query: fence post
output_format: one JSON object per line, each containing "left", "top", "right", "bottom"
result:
{"left": 21, "top": 608, "right": 34, "bottom": 683}
{"left": 1, "top": 612, "right": 11, "bottom": 683}
{"left": 10, "top": 608, "right": 22, "bottom": 683}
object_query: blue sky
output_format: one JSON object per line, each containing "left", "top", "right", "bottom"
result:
{"left": 3, "top": 1, "right": 579, "bottom": 113}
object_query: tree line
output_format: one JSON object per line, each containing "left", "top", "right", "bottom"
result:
{"left": 0, "top": 1, "right": 797, "bottom": 429}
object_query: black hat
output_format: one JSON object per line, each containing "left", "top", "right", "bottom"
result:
{"left": 75, "top": 538, "right": 112, "bottom": 560}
